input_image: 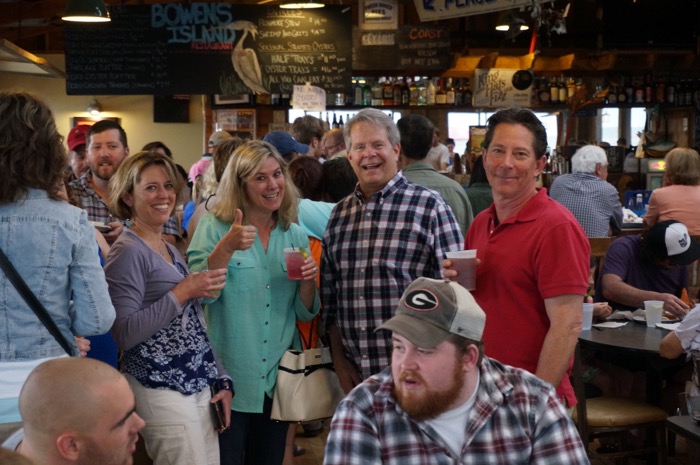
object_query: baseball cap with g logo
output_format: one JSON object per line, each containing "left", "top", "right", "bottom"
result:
{"left": 377, "top": 277, "right": 486, "bottom": 349}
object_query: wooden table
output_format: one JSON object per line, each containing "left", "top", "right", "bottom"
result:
{"left": 579, "top": 322, "right": 686, "bottom": 406}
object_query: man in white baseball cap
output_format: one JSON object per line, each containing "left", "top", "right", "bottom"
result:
{"left": 324, "top": 277, "right": 588, "bottom": 465}
{"left": 597, "top": 219, "right": 700, "bottom": 317}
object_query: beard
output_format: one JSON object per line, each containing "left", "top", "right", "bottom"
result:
{"left": 392, "top": 361, "right": 466, "bottom": 422}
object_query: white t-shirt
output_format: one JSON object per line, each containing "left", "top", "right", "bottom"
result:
{"left": 426, "top": 143, "right": 450, "bottom": 171}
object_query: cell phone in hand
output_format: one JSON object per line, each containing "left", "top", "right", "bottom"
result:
{"left": 210, "top": 384, "right": 227, "bottom": 432}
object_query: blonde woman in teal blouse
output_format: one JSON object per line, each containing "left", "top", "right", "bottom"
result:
{"left": 188, "top": 140, "right": 320, "bottom": 465}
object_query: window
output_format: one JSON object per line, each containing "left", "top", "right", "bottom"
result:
{"left": 447, "top": 110, "right": 559, "bottom": 156}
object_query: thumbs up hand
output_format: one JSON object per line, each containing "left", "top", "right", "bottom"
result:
{"left": 224, "top": 209, "right": 257, "bottom": 252}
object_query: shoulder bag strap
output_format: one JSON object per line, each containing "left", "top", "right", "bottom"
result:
{"left": 0, "top": 246, "right": 74, "bottom": 356}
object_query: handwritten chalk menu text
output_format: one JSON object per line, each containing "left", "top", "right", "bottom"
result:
{"left": 353, "top": 25, "right": 450, "bottom": 71}
{"left": 65, "top": 4, "right": 352, "bottom": 95}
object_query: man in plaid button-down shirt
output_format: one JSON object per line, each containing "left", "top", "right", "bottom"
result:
{"left": 321, "top": 109, "right": 463, "bottom": 394}
{"left": 323, "top": 278, "right": 589, "bottom": 465}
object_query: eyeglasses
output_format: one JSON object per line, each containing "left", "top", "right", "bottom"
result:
{"left": 323, "top": 143, "right": 341, "bottom": 152}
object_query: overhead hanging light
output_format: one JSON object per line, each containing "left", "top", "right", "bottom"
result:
{"left": 87, "top": 98, "right": 103, "bottom": 115}
{"left": 495, "top": 13, "right": 529, "bottom": 32}
{"left": 280, "top": 0, "right": 324, "bottom": 9}
{"left": 62, "top": 0, "right": 111, "bottom": 22}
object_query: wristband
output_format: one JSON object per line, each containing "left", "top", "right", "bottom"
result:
{"left": 215, "top": 377, "right": 234, "bottom": 394}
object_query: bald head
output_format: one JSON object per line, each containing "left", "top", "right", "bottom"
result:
{"left": 20, "top": 358, "right": 125, "bottom": 437}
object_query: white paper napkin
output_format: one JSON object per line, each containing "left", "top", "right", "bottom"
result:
{"left": 592, "top": 321, "right": 629, "bottom": 329}
{"left": 656, "top": 322, "right": 681, "bottom": 331}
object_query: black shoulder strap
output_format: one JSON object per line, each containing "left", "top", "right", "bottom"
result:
{"left": 0, "top": 246, "right": 74, "bottom": 356}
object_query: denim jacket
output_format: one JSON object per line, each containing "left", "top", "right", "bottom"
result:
{"left": 0, "top": 189, "right": 115, "bottom": 360}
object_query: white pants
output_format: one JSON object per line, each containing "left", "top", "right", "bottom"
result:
{"left": 125, "top": 374, "right": 219, "bottom": 465}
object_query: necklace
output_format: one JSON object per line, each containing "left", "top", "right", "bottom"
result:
{"left": 158, "top": 239, "right": 168, "bottom": 259}
{"left": 129, "top": 221, "right": 168, "bottom": 260}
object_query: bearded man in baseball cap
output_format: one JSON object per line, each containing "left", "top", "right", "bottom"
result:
{"left": 323, "top": 277, "right": 588, "bottom": 465}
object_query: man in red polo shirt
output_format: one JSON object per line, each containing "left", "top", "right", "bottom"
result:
{"left": 445, "top": 108, "right": 589, "bottom": 407}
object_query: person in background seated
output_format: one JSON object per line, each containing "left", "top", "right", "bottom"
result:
{"left": 660, "top": 305, "right": 700, "bottom": 404}
{"left": 549, "top": 144, "right": 623, "bottom": 237}
{"left": 105, "top": 151, "right": 232, "bottom": 465}
{"left": 0, "top": 91, "right": 115, "bottom": 442}
{"left": 324, "top": 277, "right": 589, "bottom": 465}
{"left": 596, "top": 220, "right": 700, "bottom": 317}
{"left": 2, "top": 358, "right": 145, "bottom": 465}
{"left": 644, "top": 147, "right": 700, "bottom": 234}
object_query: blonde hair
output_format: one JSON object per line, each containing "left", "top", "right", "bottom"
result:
{"left": 664, "top": 147, "right": 700, "bottom": 186}
{"left": 212, "top": 140, "right": 298, "bottom": 228}
{"left": 109, "top": 150, "right": 181, "bottom": 220}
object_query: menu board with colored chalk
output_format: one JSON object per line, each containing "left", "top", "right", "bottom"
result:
{"left": 65, "top": 3, "right": 352, "bottom": 96}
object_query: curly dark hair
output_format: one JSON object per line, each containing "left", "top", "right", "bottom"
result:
{"left": 0, "top": 90, "right": 67, "bottom": 204}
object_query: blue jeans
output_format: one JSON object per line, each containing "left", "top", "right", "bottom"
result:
{"left": 219, "top": 395, "right": 287, "bottom": 465}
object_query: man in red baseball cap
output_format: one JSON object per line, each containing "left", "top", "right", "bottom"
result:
{"left": 66, "top": 124, "right": 91, "bottom": 180}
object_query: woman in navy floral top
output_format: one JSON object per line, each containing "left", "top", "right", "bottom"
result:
{"left": 105, "top": 151, "right": 232, "bottom": 465}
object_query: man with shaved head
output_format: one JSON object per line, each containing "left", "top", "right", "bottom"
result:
{"left": 3, "top": 358, "right": 145, "bottom": 465}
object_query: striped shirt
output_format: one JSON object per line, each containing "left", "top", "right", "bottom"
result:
{"left": 321, "top": 172, "right": 463, "bottom": 379}
{"left": 323, "top": 360, "right": 589, "bottom": 465}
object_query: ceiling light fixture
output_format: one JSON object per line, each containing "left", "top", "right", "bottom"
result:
{"left": 495, "top": 14, "right": 530, "bottom": 32}
{"left": 62, "top": 0, "right": 111, "bottom": 22}
{"left": 87, "top": 98, "right": 103, "bottom": 115}
{"left": 280, "top": 0, "right": 324, "bottom": 9}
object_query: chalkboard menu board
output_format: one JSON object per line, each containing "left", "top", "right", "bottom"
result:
{"left": 65, "top": 4, "right": 352, "bottom": 95}
{"left": 352, "top": 25, "right": 450, "bottom": 72}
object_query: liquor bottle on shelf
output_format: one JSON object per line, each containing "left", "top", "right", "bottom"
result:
{"left": 362, "top": 80, "right": 372, "bottom": 106}
{"left": 655, "top": 77, "right": 665, "bottom": 104}
{"left": 382, "top": 77, "right": 393, "bottom": 106}
{"left": 353, "top": 79, "right": 363, "bottom": 106}
{"left": 549, "top": 77, "right": 559, "bottom": 104}
{"left": 409, "top": 78, "right": 418, "bottom": 106}
{"left": 331, "top": 113, "right": 339, "bottom": 129}
{"left": 401, "top": 77, "right": 410, "bottom": 106}
{"left": 617, "top": 79, "right": 627, "bottom": 104}
{"left": 435, "top": 79, "right": 447, "bottom": 105}
{"left": 558, "top": 77, "right": 567, "bottom": 104}
{"left": 625, "top": 77, "right": 634, "bottom": 104}
{"left": 634, "top": 77, "right": 645, "bottom": 104}
{"left": 417, "top": 78, "right": 427, "bottom": 106}
{"left": 426, "top": 78, "right": 436, "bottom": 105}
{"left": 606, "top": 86, "right": 617, "bottom": 105}
{"left": 445, "top": 78, "right": 455, "bottom": 105}
{"left": 371, "top": 78, "right": 383, "bottom": 106}
{"left": 393, "top": 78, "right": 402, "bottom": 106}
{"left": 566, "top": 77, "right": 576, "bottom": 101}
{"left": 666, "top": 79, "right": 676, "bottom": 105}
{"left": 644, "top": 74, "right": 653, "bottom": 104}
{"left": 463, "top": 78, "right": 473, "bottom": 107}
{"left": 338, "top": 115, "right": 344, "bottom": 129}
{"left": 537, "top": 78, "right": 552, "bottom": 105}
{"left": 454, "top": 78, "right": 465, "bottom": 106}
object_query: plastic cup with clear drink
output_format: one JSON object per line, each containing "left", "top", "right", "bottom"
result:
{"left": 582, "top": 303, "right": 594, "bottom": 330}
{"left": 643, "top": 300, "right": 664, "bottom": 328}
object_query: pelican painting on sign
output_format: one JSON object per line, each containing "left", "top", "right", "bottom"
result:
{"left": 220, "top": 20, "right": 268, "bottom": 95}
